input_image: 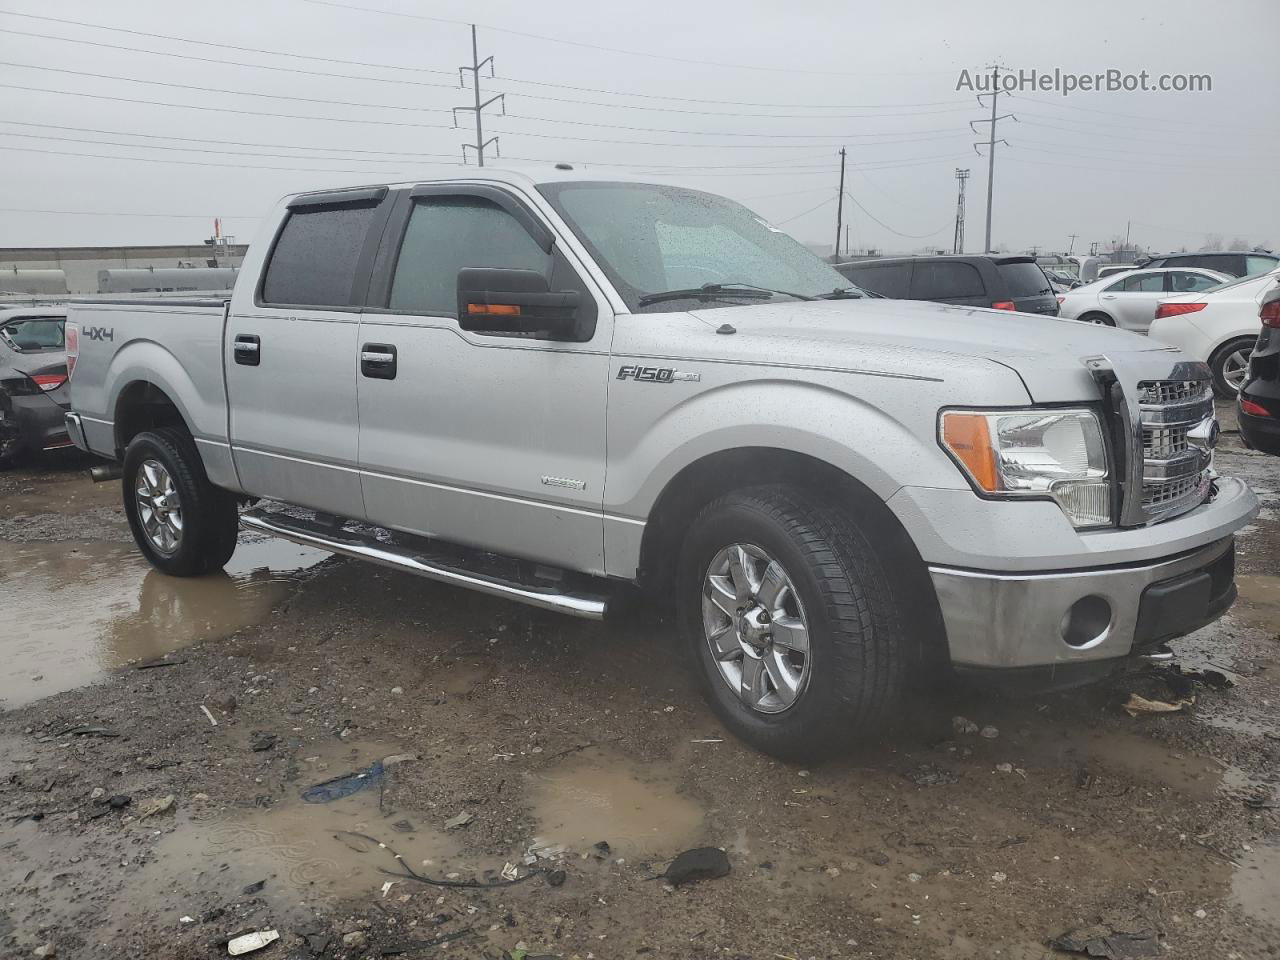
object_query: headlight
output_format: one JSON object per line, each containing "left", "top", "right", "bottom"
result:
{"left": 940, "top": 408, "right": 1110, "bottom": 528}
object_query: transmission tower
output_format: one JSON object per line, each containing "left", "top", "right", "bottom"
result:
{"left": 953, "top": 168, "right": 970, "bottom": 254}
{"left": 970, "top": 65, "right": 1017, "bottom": 253}
{"left": 454, "top": 25, "right": 504, "bottom": 166}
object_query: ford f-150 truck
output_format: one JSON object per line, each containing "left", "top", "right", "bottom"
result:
{"left": 64, "top": 166, "right": 1259, "bottom": 759}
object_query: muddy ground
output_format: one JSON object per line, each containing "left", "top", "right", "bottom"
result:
{"left": 1, "top": 415, "right": 1277, "bottom": 960}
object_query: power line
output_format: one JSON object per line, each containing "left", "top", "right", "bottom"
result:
{"left": 300, "top": 0, "right": 957, "bottom": 78}
{"left": 0, "top": 206, "right": 263, "bottom": 219}
{"left": 0, "top": 143, "right": 412, "bottom": 174}
{"left": 0, "top": 60, "right": 454, "bottom": 114}
{"left": 843, "top": 191, "right": 949, "bottom": 239}
{"left": 772, "top": 196, "right": 837, "bottom": 226}
{"left": 0, "top": 17, "right": 975, "bottom": 112}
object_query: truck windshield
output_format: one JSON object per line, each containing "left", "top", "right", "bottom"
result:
{"left": 538, "top": 181, "right": 859, "bottom": 312}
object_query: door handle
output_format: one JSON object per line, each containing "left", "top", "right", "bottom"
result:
{"left": 233, "top": 334, "right": 261, "bottom": 366}
{"left": 1100, "top": 294, "right": 1117, "bottom": 300}
{"left": 360, "top": 343, "right": 397, "bottom": 380}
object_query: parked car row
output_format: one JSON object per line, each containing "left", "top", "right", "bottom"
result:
{"left": 833, "top": 255, "right": 1059, "bottom": 315}
{"left": 0, "top": 306, "right": 71, "bottom": 466}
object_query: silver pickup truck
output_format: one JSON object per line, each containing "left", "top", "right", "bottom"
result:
{"left": 64, "top": 167, "right": 1258, "bottom": 758}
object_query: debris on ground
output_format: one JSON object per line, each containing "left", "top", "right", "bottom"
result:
{"left": 443, "top": 810, "right": 474, "bottom": 830}
{"left": 227, "top": 930, "right": 279, "bottom": 955}
{"left": 1122, "top": 693, "right": 1191, "bottom": 717}
{"left": 333, "top": 831, "right": 537, "bottom": 889}
{"left": 658, "top": 847, "right": 731, "bottom": 886}
{"left": 199, "top": 705, "right": 218, "bottom": 727}
{"left": 249, "top": 732, "right": 278, "bottom": 752}
{"left": 57, "top": 725, "right": 119, "bottom": 738}
{"left": 33, "top": 944, "right": 56, "bottom": 958}
{"left": 341, "top": 931, "right": 367, "bottom": 949}
{"left": 546, "top": 869, "right": 567, "bottom": 887}
{"left": 241, "top": 879, "right": 266, "bottom": 895}
{"left": 301, "top": 761, "right": 384, "bottom": 803}
{"left": 108, "top": 794, "right": 131, "bottom": 809}
{"left": 391, "top": 819, "right": 415, "bottom": 833}
{"left": 980, "top": 725, "right": 999, "bottom": 739}
{"left": 951, "top": 716, "right": 980, "bottom": 735}
{"left": 1048, "top": 911, "right": 1162, "bottom": 958}
{"left": 137, "top": 794, "right": 175, "bottom": 820}
{"left": 904, "top": 763, "right": 959, "bottom": 786}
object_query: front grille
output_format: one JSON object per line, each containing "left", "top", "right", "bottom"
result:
{"left": 1138, "top": 379, "right": 1203, "bottom": 405}
{"left": 1135, "top": 377, "right": 1214, "bottom": 524}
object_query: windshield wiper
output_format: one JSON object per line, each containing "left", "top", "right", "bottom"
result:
{"left": 817, "top": 286, "right": 865, "bottom": 300}
{"left": 636, "top": 282, "right": 815, "bottom": 308}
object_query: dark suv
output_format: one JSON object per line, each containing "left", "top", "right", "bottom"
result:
{"left": 833, "top": 255, "right": 1059, "bottom": 315}
{"left": 1239, "top": 285, "right": 1280, "bottom": 455}
{"left": 1138, "top": 251, "right": 1278, "bottom": 278}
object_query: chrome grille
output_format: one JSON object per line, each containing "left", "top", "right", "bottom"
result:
{"left": 1136, "top": 377, "right": 1214, "bottom": 523}
{"left": 1137, "top": 379, "right": 1204, "bottom": 405}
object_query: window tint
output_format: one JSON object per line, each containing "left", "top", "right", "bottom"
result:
{"left": 910, "top": 261, "right": 985, "bottom": 299}
{"left": 388, "top": 197, "right": 549, "bottom": 315}
{"left": 261, "top": 202, "right": 378, "bottom": 307}
{"left": 840, "top": 262, "right": 911, "bottom": 298}
{"left": 1246, "top": 255, "right": 1278, "bottom": 276}
{"left": 996, "top": 261, "right": 1052, "bottom": 298}
{"left": 1159, "top": 256, "right": 1192, "bottom": 268}
{"left": 1120, "top": 272, "right": 1165, "bottom": 292}
{"left": 1168, "top": 271, "right": 1219, "bottom": 293}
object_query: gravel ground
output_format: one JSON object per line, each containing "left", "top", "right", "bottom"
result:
{"left": 1, "top": 428, "right": 1277, "bottom": 960}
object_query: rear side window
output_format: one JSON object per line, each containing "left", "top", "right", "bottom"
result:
{"left": 996, "top": 262, "right": 1052, "bottom": 298}
{"left": 1246, "top": 255, "right": 1278, "bottom": 276}
{"left": 1168, "top": 271, "right": 1219, "bottom": 293}
{"left": 388, "top": 197, "right": 550, "bottom": 316}
{"left": 261, "top": 201, "right": 379, "bottom": 307}
{"left": 840, "top": 262, "right": 911, "bottom": 298}
{"left": 1120, "top": 272, "right": 1165, "bottom": 292}
{"left": 0, "top": 317, "right": 64, "bottom": 351}
{"left": 910, "top": 261, "right": 985, "bottom": 299}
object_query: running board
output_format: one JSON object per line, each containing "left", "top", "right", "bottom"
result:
{"left": 240, "top": 509, "right": 608, "bottom": 620}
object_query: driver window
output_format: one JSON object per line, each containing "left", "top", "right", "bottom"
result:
{"left": 389, "top": 197, "right": 550, "bottom": 316}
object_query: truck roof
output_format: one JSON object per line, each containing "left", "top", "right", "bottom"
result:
{"left": 284, "top": 163, "right": 696, "bottom": 205}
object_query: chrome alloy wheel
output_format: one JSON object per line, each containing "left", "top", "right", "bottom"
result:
{"left": 134, "top": 459, "right": 183, "bottom": 555}
{"left": 1222, "top": 349, "right": 1250, "bottom": 392}
{"left": 701, "top": 543, "right": 811, "bottom": 714}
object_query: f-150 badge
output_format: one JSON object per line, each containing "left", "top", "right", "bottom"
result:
{"left": 616, "top": 365, "right": 700, "bottom": 383}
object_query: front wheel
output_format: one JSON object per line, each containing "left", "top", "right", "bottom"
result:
{"left": 1209, "top": 336, "right": 1258, "bottom": 398}
{"left": 122, "top": 428, "right": 240, "bottom": 576}
{"left": 676, "top": 486, "right": 905, "bottom": 761}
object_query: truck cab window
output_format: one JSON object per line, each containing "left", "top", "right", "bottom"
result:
{"left": 389, "top": 197, "right": 550, "bottom": 316}
{"left": 260, "top": 201, "right": 379, "bottom": 307}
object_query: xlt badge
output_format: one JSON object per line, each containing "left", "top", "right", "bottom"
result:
{"left": 616, "top": 365, "right": 700, "bottom": 383}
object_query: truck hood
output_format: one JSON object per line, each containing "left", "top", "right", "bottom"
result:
{"left": 685, "top": 298, "right": 1181, "bottom": 403}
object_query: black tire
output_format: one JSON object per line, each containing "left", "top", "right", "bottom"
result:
{"left": 676, "top": 485, "right": 904, "bottom": 762}
{"left": 1078, "top": 312, "right": 1115, "bottom": 327}
{"left": 122, "top": 428, "right": 239, "bottom": 576}
{"left": 1208, "top": 336, "right": 1258, "bottom": 399}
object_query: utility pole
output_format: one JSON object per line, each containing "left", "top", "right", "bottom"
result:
{"left": 970, "top": 66, "right": 1016, "bottom": 253}
{"left": 833, "top": 147, "right": 846, "bottom": 260}
{"left": 952, "top": 168, "right": 970, "bottom": 254}
{"left": 1067, "top": 233, "right": 1078, "bottom": 256}
{"left": 454, "top": 25, "right": 504, "bottom": 166}
{"left": 844, "top": 224, "right": 850, "bottom": 258}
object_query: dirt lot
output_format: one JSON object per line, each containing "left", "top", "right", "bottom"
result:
{"left": 1, "top": 423, "right": 1278, "bottom": 960}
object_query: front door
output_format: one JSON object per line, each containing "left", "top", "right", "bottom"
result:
{"left": 226, "top": 187, "right": 391, "bottom": 519}
{"left": 355, "top": 186, "right": 610, "bottom": 574}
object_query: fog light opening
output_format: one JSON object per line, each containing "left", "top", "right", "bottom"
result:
{"left": 1060, "top": 595, "right": 1112, "bottom": 649}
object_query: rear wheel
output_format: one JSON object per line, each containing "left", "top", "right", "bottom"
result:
{"left": 122, "top": 428, "right": 239, "bottom": 576}
{"left": 1078, "top": 312, "right": 1115, "bottom": 327}
{"left": 676, "top": 486, "right": 905, "bottom": 761}
{"left": 1209, "top": 336, "right": 1258, "bottom": 398}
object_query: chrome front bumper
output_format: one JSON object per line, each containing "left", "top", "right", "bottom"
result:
{"left": 930, "top": 535, "right": 1238, "bottom": 668}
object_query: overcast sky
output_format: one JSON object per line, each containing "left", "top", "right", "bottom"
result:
{"left": 0, "top": 0, "right": 1276, "bottom": 256}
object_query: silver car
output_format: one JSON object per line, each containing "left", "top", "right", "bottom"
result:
{"left": 1058, "top": 267, "right": 1230, "bottom": 332}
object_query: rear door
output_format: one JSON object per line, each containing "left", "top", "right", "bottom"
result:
{"left": 908, "top": 260, "right": 988, "bottom": 306}
{"left": 994, "top": 259, "right": 1058, "bottom": 314}
{"left": 1099, "top": 270, "right": 1166, "bottom": 331}
{"left": 355, "top": 184, "right": 611, "bottom": 574}
{"left": 225, "top": 187, "right": 393, "bottom": 518}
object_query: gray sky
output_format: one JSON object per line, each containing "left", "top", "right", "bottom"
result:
{"left": 0, "top": 0, "right": 1276, "bottom": 255}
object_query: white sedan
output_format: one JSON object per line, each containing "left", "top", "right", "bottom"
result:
{"left": 1057, "top": 267, "right": 1230, "bottom": 332}
{"left": 1148, "top": 268, "right": 1280, "bottom": 397}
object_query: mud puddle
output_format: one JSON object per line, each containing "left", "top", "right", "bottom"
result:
{"left": 0, "top": 537, "right": 329, "bottom": 708}
{"left": 1232, "top": 841, "right": 1280, "bottom": 927}
{"left": 1231, "top": 574, "right": 1280, "bottom": 631}
{"left": 527, "top": 749, "right": 705, "bottom": 857}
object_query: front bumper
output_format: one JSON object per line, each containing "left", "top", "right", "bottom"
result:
{"left": 931, "top": 535, "right": 1239, "bottom": 669}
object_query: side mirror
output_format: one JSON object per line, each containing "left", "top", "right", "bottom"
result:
{"left": 456, "top": 267, "right": 580, "bottom": 337}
